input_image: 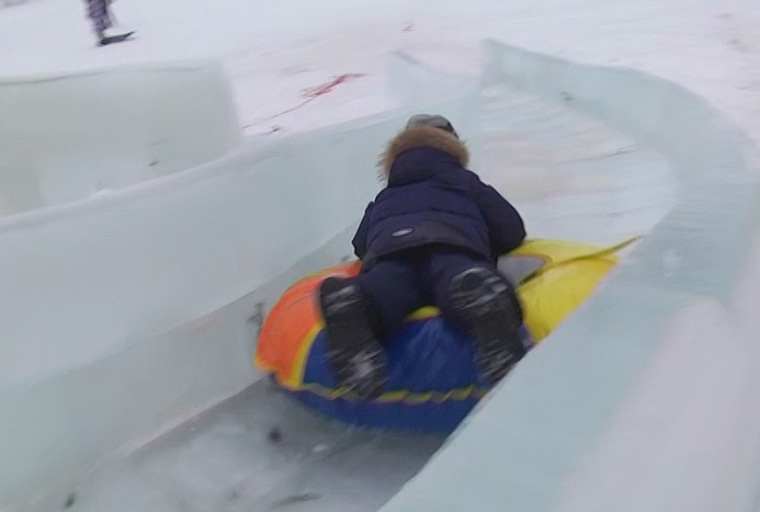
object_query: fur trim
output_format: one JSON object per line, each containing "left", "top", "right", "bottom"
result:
{"left": 380, "top": 125, "right": 469, "bottom": 179}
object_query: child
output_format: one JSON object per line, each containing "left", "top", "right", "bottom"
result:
{"left": 319, "top": 114, "right": 527, "bottom": 399}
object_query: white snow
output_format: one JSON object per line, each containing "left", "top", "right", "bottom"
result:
{"left": 2, "top": 0, "right": 758, "bottom": 138}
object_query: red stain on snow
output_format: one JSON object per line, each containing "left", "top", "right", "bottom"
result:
{"left": 263, "top": 73, "right": 367, "bottom": 126}
{"left": 302, "top": 73, "right": 366, "bottom": 99}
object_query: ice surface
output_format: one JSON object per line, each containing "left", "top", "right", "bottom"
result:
{"left": 39, "top": 381, "right": 443, "bottom": 512}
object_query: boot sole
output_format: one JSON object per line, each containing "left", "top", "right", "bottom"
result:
{"left": 319, "top": 278, "right": 387, "bottom": 400}
{"left": 450, "top": 268, "right": 525, "bottom": 383}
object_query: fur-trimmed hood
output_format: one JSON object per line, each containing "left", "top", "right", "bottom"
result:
{"left": 380, "top": 125, "right": 469, "bottom": 180}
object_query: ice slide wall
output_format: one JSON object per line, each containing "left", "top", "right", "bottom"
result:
{"left": 0, "top": 56, "right": 480, "bottom": 508}
{"left": 0, "top": 62, "right": 242, "bottom": 216}
{"left": 381, "top": 40, "right": 760, "bottom": 512}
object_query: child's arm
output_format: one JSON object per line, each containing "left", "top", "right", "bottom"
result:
{"left": 474, "top": 180, "right": 526, "bottom": 257}
{"left": 351, "top": 202, "right": 374, "bottom": 260}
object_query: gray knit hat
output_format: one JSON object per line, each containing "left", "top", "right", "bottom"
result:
{"left": 405, "top": 114, "right": 459, "bottom": 139}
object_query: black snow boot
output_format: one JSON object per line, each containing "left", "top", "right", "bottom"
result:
{"left": 318, "top": 277, "right": 387, "bottom": 400}
{"left": 450, "top": 267, "right": 526, "bottom": 384}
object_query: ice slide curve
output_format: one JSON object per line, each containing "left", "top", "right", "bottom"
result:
{"left": 2, "top": 40, "right": 759, "bottom": 511}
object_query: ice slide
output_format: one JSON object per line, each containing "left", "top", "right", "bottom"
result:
{"left": 2, "top": 39, "right": 759, "bottom": 511}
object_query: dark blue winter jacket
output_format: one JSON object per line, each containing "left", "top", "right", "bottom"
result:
{"left": 352, "top": 127, "right": 525, "bottom": 268}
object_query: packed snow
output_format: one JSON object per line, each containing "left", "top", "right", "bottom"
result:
{"left": 1, "top": 0, "right": 758, "bottom": 138}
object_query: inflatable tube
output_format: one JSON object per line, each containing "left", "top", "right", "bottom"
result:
{"left": 256, "top": 238, "right": 636, "bottom": 432}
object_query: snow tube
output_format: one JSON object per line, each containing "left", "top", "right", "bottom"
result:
{"left": 255, "top": 238, "right": 637, "bottom": 433}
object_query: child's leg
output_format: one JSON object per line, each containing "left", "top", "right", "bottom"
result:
{"left": 319, "top": 276, "right": 385, "bottom": 399}
{"left": 356, "top": 257, "right": 426, "bottom": 337}
{"left": 423, "top": 248, "right": 526, "bottom": 383}
{"left": 318, "top": 255, "right": 425, "bottom": 399}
